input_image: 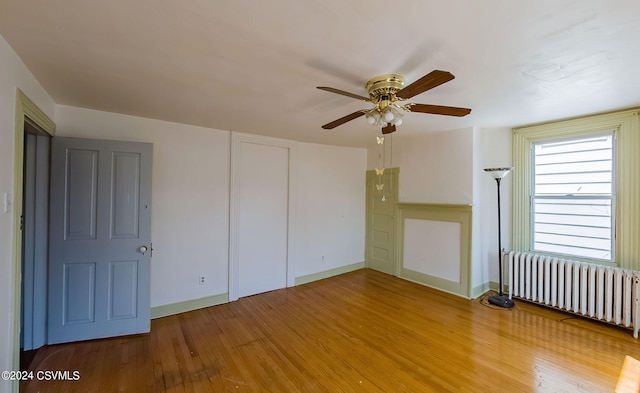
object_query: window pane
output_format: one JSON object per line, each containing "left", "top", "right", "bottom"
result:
{"left": 532, "top": 134, "right": 614, "bottom": 261}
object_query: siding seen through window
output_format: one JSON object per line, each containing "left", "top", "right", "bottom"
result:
{"left": 532, "top": 133, "right": 615, "bottom": 261}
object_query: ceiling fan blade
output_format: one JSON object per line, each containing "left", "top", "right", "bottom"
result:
{"left": 396, "top": 70, "right": 455, "bottom": 99}
{"left": 381, "top": 124, "right": 396, "bottom": 134}
{"left": 409, "top": 104, "right": 471, "bottom": 117}
{"left": 317, "top": 86, "right": 371, "bottom": 102}
{"left": 321, "top": 110, "right": 366, "bottom": 129}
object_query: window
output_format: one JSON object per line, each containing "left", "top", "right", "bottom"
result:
{"left": 512, "top": 108, "right": 640, "bottom": 269}
{"left": 531, "top": 134, "right": 615, "bottom": 261}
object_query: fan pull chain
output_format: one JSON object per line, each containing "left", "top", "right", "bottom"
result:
{"left": 376, "top": 136, "right": 386, "bottom": 201}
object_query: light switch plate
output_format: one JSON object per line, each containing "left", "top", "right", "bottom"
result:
{"left": 3, "top": 192, "right": 10, "bottom": 213}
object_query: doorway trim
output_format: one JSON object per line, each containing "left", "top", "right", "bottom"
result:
{"left": 228, "top": 132, "right": 296, "bottom": 301}
{"left": 12, "top": 89, "right": 55, "bottom": 385}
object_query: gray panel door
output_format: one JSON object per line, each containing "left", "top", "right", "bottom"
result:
{"left": 48, "top": 137, "right": 152, "bottom": 344}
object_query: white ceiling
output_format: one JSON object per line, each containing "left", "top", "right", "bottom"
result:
{"left": 1, "top": 0, "right": 639, "bottom": 147}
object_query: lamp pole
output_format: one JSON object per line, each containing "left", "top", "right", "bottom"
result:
{"left": 484, "top": 167, "right": 514, "bottom": 309}
{"left": 495, "top": 176, "right": 504, "bottom": 295}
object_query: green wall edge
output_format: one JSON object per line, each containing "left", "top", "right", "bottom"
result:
{"left": 471, "top": 282, "right": 490, "bottom": 299}
{"left": 151, "top": 262, "right": 366, "bottom": 319}
{"left": 295, "top": 262, "right": 365, "bottom": 286}
{"left": 401, "top": 268, "right": 464, "bottom": 298}
{"left": 151, "top": 293, "right": 229, "bottom": 319}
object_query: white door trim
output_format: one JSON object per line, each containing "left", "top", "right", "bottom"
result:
{"left": 229, "top": 132, "right": 296, "bottom": 301}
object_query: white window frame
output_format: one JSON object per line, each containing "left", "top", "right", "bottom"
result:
{"left": 512, "top": 109, "right": 640, "bottom": 269}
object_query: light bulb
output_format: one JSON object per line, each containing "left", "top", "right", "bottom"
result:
{"left": 367, "top": 115, "right": 376, "bottom": 125}
{"left": 394, "top": 118, "right": 403, "bottom": 126}
{"left": 384, "top": 110, "right": 394, "bottom": 122}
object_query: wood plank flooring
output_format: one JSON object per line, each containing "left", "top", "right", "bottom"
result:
{"left": 21, "top": 269, "right": 640, "bottom": 392}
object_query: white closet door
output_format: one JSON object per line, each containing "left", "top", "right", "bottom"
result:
{"left": 237, "top": 141, "right": 289, "bottom": 298}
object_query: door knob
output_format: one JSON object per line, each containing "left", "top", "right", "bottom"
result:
{"left": 139, "top": 246, "right": 148, "bottom": 255}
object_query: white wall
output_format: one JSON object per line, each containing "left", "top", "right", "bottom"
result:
{"left": 55, "top": 106, "right": 368, "bottom": 306}
{"left": 295, "top": 142, "right": 366, "bottom": 277}
{"left": 0, "top": 35, "right": 56, "bottom": 392}
{"left": 367, "top": 128, "right": 474, "bottom": 204}
{"left": 366, "top": 126, "right": 513, "bottom": 297}
{"left": 367, "top": 128, "right": 475, "bottom": 295}
{"left": 55, "top": 105, "right": 232, "bottom": 307}
{"left": 478, "top": 127, "right": 513, "bottom": 287}
{"left": 471, "top": 127, "right": 484, "bottom": 292}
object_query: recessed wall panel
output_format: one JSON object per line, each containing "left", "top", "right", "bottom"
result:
{"left": 372, "top": 247, "right": 389, "bottom": 260}
{"left": 373, "top": 229, "right": 389, "bottom": 243}
{"left": 63, "top": 262, "right": 96, "bottom": 324}
{"left": 111, "top": 152, "right": 140, "bottom": 239}
{"left": 372, "top": 213, "right": 390, "bottom": 227}
{"left": 108, "top": 260, "right": 138, "bottom": 320}
{"left": 65, "top": 149, "right": 98, "bottom": 240}
{"left": 403, "top": 219, "right": 461, "bottom": 282}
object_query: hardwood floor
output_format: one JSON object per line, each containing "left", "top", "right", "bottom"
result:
{"left": 21, "top": 269, "right": 640, "bottom": 392}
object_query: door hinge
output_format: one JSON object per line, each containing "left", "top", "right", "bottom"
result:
{"left": 20, "top": 214, "right": 24, "bottom": 231}
{"left": 150, "top": 242, "right": 154, "bottom": 257}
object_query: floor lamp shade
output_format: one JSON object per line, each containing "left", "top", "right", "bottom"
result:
{"left": 484, "top": 167, "right": 512, "bottom": 180}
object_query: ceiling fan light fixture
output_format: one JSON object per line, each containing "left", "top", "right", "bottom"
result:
{"left": 384, "top": 109, "right": 394, "bottom": 122}
{"left": 364, "top": 106, "right": 399, "bottom": 128}
{"left": 317, "top": 70, "right": 471, "bottom": 134}
{"left": 392, "top": 106, "right": 403, "bottom": 119}
{"left": 363, "top": 75, "right": 410, "bottom": 130}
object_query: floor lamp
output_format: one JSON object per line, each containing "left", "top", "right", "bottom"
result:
{"left": 484, "top": 167, "right": 515, "bottom": 309}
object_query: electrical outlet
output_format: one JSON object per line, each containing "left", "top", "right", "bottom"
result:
{"left": 199, "top": 275, "right": 205, "bottom": 285}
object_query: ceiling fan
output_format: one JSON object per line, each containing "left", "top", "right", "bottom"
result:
{"left": 317, "top": 70, "right": 471, "bottom": 134}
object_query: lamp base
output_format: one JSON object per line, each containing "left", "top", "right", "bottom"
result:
{"left": 488, "top": 294, "right": 515, "bottom": 309}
